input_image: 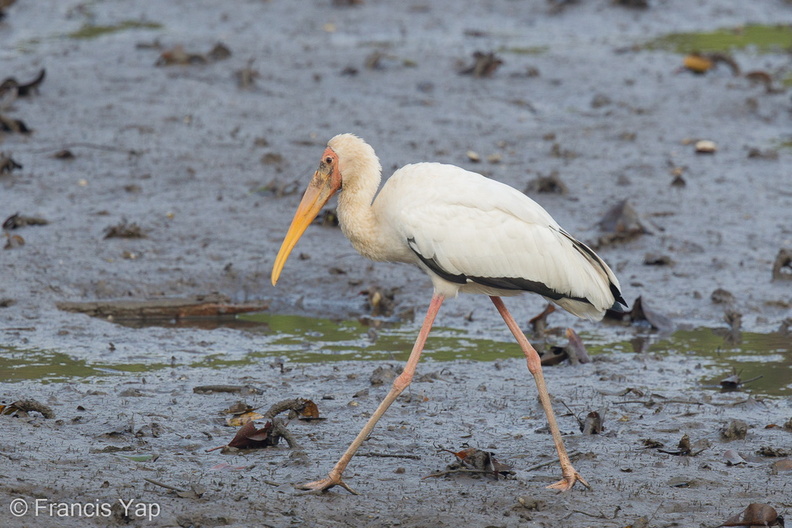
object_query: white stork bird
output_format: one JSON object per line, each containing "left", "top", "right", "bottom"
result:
{"left": 271, "top": 133, "right": 625, "bottom": 494}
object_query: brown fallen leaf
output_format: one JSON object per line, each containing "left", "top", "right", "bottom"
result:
{"left": 227, "top": 421, "right": 274, "bottom": 449}
{"left": 0, "top": 153, "right": 23, "bottom": 174}
{"left": 581, "top": 411, "right": 604, "bottom": 435}
{"left": 596, "top": 199, "right": 650, "bottom": 247}
{"left": 0, "top": 68, "right": 46, "bottom": 97}
{"left": 3, "top": 213, "right": 48, "bottom": 229}
{"left": 0, "top": 114, "right": 30, "bottom": 134}
{"left": 772, "top": 249, "right": 792, "bottom": 281}
{"left": 459, "top": 51, "right": 503, "bottom": 78}
{"left": 683, "top": 52, "right": 740, "bottom": 76}
{"left": 605, "top": 296, "right": 673, "bottom": 332}
{"left": 427, "top": 446, "right": 515, "bottom": 480}
{"left": 226, "top": 411, "right": 265, "bottom": 428}
{"left": 529, "top": 303, "right": 556, "bottom": 337}
{"left": 719, "top": 503, "right": 783, "bottom": 527}
{"left": 104, "top": 220, "right": 146, "bottom": 239}
{"left": 565, "top": 327, "right": 591, "bottom": 364}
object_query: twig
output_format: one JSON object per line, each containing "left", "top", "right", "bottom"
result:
{"left": 525, "top": 451, "right": 582, "bottom": 472}
{"left": 143, "top": 478, "right": 185, "bottom": 493}
{"left": 423, "top": 468, "right": 495, "bottom": 479}
{"left": 359, "top": 452, "right": 422, "bottom": 460}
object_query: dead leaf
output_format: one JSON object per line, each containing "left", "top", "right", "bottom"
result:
{"left": 459, "top": 51, "right": 503, "bottom": 78}
{"left": 772, "top": 249, "right": 792, "bottom": 281}
{"left": 104, "top": 220, "right": 146, "bottom": 239}
{"left": 0, "top": 153, "right": 23, "bottom": 174}
{"left": 3, "top": 213, "right": 48, "bottom": 229}
{"left": 719, "top": 503, "right": 783, "bottom": 527}
{"left": 427, "top": 446, "right": 515, "bottom": 480}
{"left": 226, "top": 411, "right": 265, "bottom": 427}
{"left": 227, "top": 421, "right": 275, "bottom": 449}
{"left": 0, "top": 68, "right": 46, "bottom": 97}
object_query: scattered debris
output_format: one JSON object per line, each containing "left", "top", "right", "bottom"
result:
{"left": 605, "top": 296, "right": 673, "bottom": 332}
{"left": 723, "top": 449, "right": 746, "bottom": 466}
{"left": 744, "top": 70, "right": 782, "bottom": 94}
{"left": 718, "top": 503, "right": 784, "bottom": 528}
{"left": 695, "top": 139, "right": 718, "bottom": 154}
{"left": 581, "top": 410, "right": 604, "bottom": 435}
{"left": 746, "top": 146, "right": 779, "bottom": 160}
{"left": 51, "top": 149, "right": 76, "bottom": 160}
{"left": 3, "top": 213, "right": 48, "bottom": 229}
{"left": 525, "top": 171, "right": 568, "bottom": 195}
{"left": 0, "top": 152, "right": 22, "bottom": 173}
{"left": 193, "top": 385, "right": 263, "bottom": 396}
{"left": 756, "top": 446, "right": 790, "bottom": 457}
{"left": 613, "top": 0, "right": 649, "bottom": 7}
{"left": 235, "top": 59, "right": 259, "bottom": 89}
{"left": 466, "top": 150, "right": 481, "bottom": 162}
{"left": 370, "top": 364, "right": 402, "bottom": 386}
{"left": 0, "top": 398, "right": 55, "bottom": 418}
{"left": 720, "top": 419, "right": 748, "bottom": 440}
{"left": 658, "top": 433, "right": 703, "bottom": 456}
{"left": 564, "top": 327, "right": 591, "bottom": 365}
{"left": 104, "top": 220, "right": 146, "bottom": 239}
{"left": 56, "top": 293, "right": 269, "bottom": 322}
{"left": 155, "top": 43, "right": 231, "bottom": 66}
{"left": 528, "top": 303, "right": 556, "bottom": 337}
{"left": 711, "top": 288, "right": 736, "bottom": 304}
{"left": 426, "top": 447, "right": 515, "bottom": 480}
{"left": 720, "top": 370, "right": 763, "bottom": 392}
{"left": 720, "top": 309, "right": 743, "bottom": 344}
{"left": 596, "top": 199, "right": 650, "bottom": 247}
{"left": 643, "top": 252, "right": 673, "bottom": 266}
{"left": 363, "top": 286, "right": 396, "bottom": 317}
{"left": 459, "top": 51, "right": 503, "bottom": 78}
{"left": 0, "top": 114, "right": 30, "bottom": 134}
{"left": 209, "top": 398, "right": 317, "bottom": 453}
{"left": 682, "top": 53, "right": 740, "bottom": 76}
{"left": 3, "top": 232, "right": 24, "bottom": 249}
{"left": 364, "top": 50, "right": 416, "bottom": 70}
{"left": 771, "top": 249, "right": 792, "bottom": 281}
{"left": 0, "top": 68, "right": 46, "bottom": 98}
{"left": 144, "top": 478, "right": 206, "bottom": 499}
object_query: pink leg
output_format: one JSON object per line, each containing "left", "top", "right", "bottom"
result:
{"left": 490, "top": 296, "right": 590, "bottom": 491}
{"left": 297, "top": 293, "right": 445, "bottom": 494}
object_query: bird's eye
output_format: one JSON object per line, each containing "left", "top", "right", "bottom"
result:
{"left": 325, "top": 156, "right": 333, "bottom": 164}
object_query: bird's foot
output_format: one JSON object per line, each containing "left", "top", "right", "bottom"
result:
{"left": 296, "top": 475, "right": 358, "bottom": 495}
{"left": 546, "top": 469, "right": 590, "bottom": 492}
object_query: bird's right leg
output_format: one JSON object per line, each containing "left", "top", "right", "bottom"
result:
{"left": 490, "top": 296, "right": 590, "bottom": 492}
{"left": 297, "top": 293, "right": 445, "bottom": 494}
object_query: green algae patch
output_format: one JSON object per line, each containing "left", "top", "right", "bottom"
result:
{"left": 68, "top": 20, "right": 162, "bottom": 40}
{"left": 644, "top": 24, "right": 792, "bottom": 54}
{"left": 0, "top": 347, "right": 171, "bottom": 383}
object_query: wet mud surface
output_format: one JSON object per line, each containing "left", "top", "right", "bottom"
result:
{"left": 1, "top": 1, "right": 791, "bottom": 526}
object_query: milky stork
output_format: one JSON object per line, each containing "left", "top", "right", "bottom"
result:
{"left": 271, "top": 133, "right": 625, "bottom": 494}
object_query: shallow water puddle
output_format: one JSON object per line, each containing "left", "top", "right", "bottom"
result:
{"left": 643, "top": 24, "right": 792, "bottom": 54}
{"left": 2, "top": 315, "right": 789, "bottom": 395}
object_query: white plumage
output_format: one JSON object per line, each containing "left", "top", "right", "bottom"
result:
{"left": 271, "top": 133, "right": 625, "bottom": 494}
{"left": 370, "top": 162, "right": 621, "bottom": 318}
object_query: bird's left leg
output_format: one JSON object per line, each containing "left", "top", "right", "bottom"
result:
{"left": 297, "top": 293, "right": 446, "bottom": 494}
{"left": 490, "top": 296, "right": 590, "bottom": 492}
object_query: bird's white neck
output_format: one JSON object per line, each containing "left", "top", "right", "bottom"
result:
{"left": 337, "top": 167, "right": 388, "bottom": 262}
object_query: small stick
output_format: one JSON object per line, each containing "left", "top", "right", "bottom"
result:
{"left": 359, "top": 452, "right": 422, "bottom": 460}
{"left": 143, "top": 478, "right": 185, "bottom": 493}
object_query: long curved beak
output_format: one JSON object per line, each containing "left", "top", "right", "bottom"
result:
{"left": 271, "top": 164, "right": 341, "bottom": 286}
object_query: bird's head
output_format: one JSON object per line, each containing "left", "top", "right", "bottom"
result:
{"left": 270, "top": 134, "right": 379, "bottom": 286}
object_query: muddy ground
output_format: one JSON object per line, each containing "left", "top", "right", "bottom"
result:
{"left": 1, "top": 1, "right": 791, "bottom": 527}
